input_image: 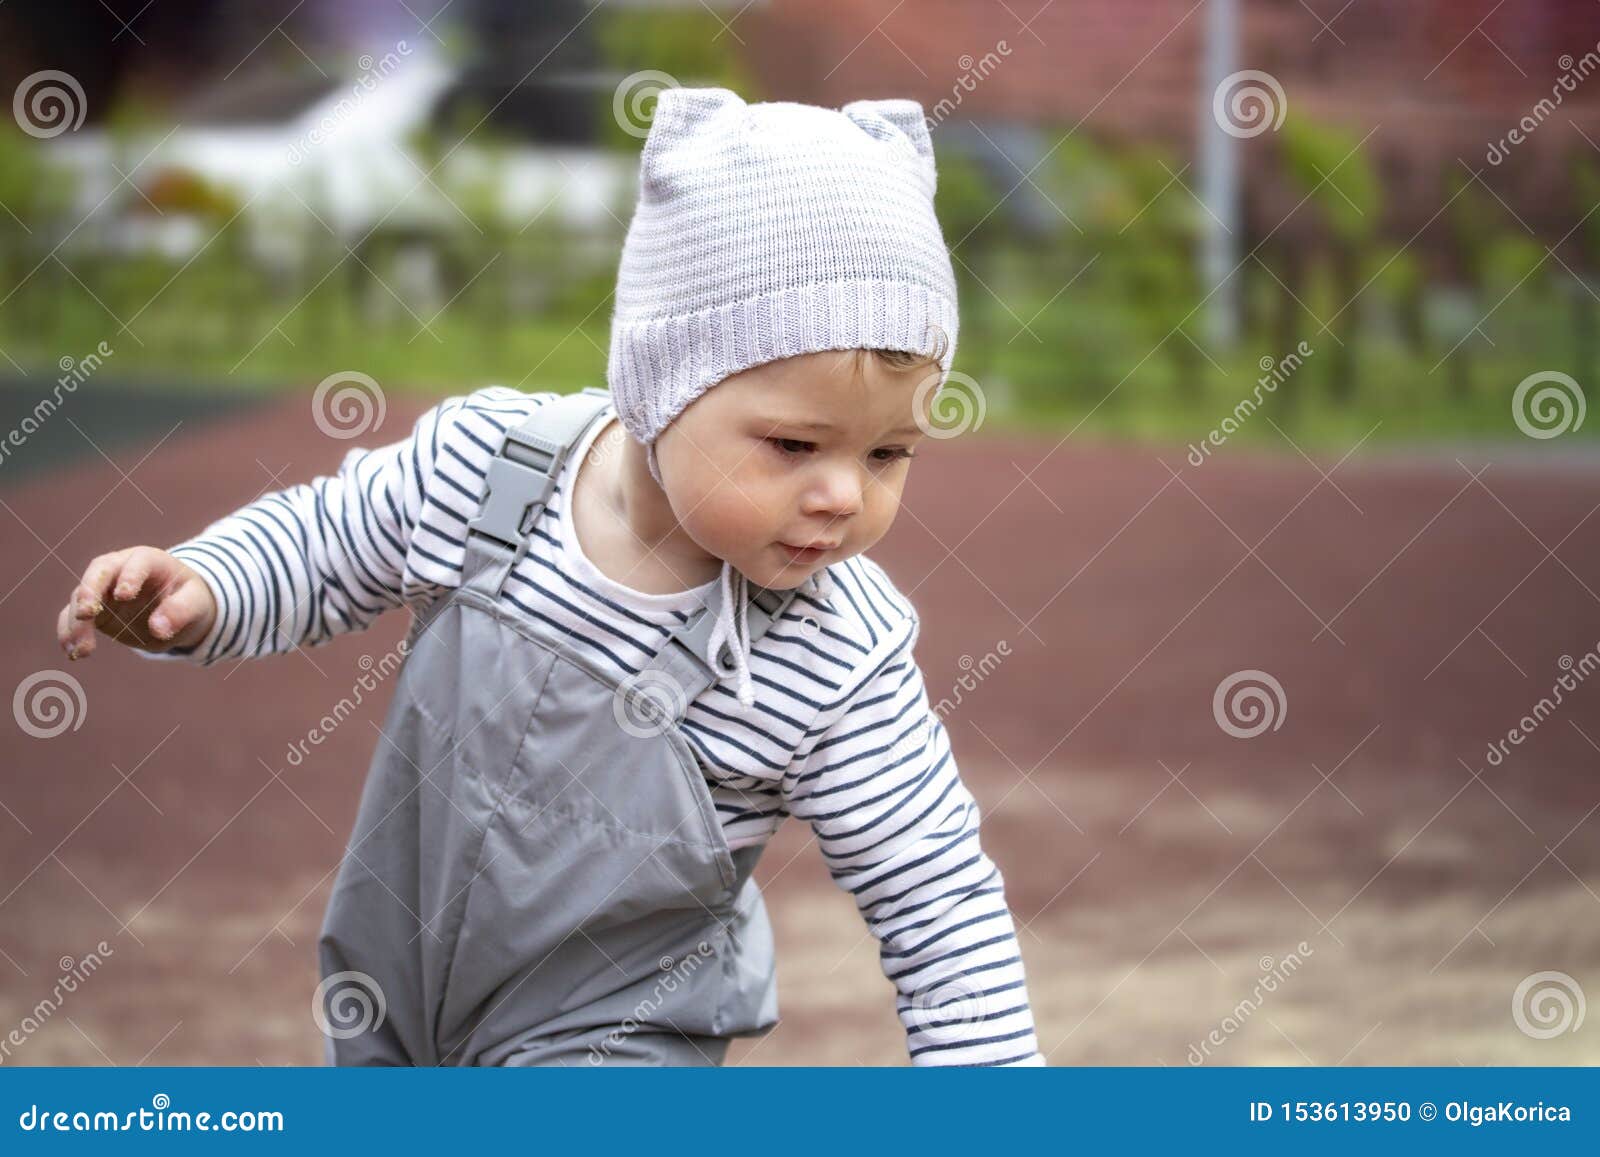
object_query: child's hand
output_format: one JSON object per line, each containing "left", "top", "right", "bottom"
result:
{"left": 56, "top": 546, "right": 217, "bottom": 661}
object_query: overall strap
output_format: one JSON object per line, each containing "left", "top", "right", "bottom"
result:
{"left": 642, "top": 577, "right": 803, "bottom": 715}
{"left": 461, "top": 383, "right": 804, "bottom": 714}
{"left": 463, "top": 387, "right": 613, "bottom": 599}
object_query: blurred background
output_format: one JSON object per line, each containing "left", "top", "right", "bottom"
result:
{"left": 1, "top": 0, "right": 1597, "bottom": 1066}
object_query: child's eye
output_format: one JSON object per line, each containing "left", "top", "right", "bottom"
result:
{"left": 766, "top": 438, "right": 916, "bottom": 464}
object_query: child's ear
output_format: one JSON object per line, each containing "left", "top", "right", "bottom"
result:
{"left": 841, "top": 98, "right": 935, "bottom": 163}
{"left": 640, "top": 86, "right": 747, "bottom": 199}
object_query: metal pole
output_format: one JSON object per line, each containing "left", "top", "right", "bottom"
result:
{"left": 1198, "top": 0, "right": 1240, "bottom": 348}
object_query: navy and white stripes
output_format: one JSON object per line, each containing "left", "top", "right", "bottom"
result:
{"left": 139, "top": 386, "right": 1043, "bottom": 1066}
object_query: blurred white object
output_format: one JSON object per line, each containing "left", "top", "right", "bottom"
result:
{"left": 43, "top": 42, "right": 633, "bottom": 270}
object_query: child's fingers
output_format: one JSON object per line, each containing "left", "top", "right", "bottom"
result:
{"left": 62, "top": 549, "right": 131, "bottom": 660}
{"left": 72, "top": 548, "right": 133, "bottom": 620}
{"left": 111, "top": 550, "right": 155, "bottom": 602}
{"left": 65, "top": 547, "right": 176, "bottom": 656}
{"left": 56, "top": 602, "right": 84, "bottom": 659}
{"left": 145, "top": 575, "right": 212, "bottom": 644}
{"left": 60, "top": 592, "right": 104, "bottom": 659}
{"left": 62, "top": 547, "right": 210, "bottom": 657}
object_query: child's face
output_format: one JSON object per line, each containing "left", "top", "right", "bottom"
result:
{"left": 653, "top": 349, "right": 935, "bottom": 591}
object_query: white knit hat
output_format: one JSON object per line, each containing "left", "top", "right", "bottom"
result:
{"left": 606, "top": 86, "right": 959, "bottom": 707}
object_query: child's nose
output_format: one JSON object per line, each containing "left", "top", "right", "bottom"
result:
{"left": 801, "top": 462, "right": 865, "bottom": 519}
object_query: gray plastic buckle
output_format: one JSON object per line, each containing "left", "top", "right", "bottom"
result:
{"left": 674, "top": 581, "right": 794, "bottom": 675}
{"left": 468, "top": 426, "right": 566, "bottom": 547}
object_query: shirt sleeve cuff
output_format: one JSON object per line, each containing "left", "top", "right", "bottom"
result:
{"left": 997, "top": 1052, "right": 1046, "bottom": 1066}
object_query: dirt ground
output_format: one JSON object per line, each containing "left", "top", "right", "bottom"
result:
{"left": 2, "top": 388, "right": 1597, "bottom": 1066}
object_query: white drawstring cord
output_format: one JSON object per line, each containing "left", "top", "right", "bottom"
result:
{"left": 651, "top": 430, "right": 835, "bottom": 707}
{"left": 705, "top": 559, "right": 834, "bottom": 709}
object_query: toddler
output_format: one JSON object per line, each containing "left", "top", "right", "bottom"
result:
{"left": 56, "top": 87, "right": 1045, "bottom": 1067}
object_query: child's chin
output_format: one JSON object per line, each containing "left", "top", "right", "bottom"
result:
{"left": 743, "top": 556, "right": 815, "bottom": 592}
{"left": 752, "top": 568, "right": 805, "bottom": 591}
{"left": 770, "top": 557, "right": 841, "bottom": 591}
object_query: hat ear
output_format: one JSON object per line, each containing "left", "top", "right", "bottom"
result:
{"left": 649, "top": 85, "right": 746, "bottom": 135}
{"left": 841, "top": 98, "right": 934, "bottom": 161}
{"left": 641, "top": 86, "right": 747, "bottom": 196}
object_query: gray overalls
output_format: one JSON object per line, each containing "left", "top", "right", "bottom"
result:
{"left": 315, "top": 388, "right": 803, "bottom": 1066}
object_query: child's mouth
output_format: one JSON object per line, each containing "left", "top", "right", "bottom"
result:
{"left": 778, "top": 541, "right": 833, "bottom": 564}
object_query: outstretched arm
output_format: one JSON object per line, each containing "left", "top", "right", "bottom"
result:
{"left": 123, "top": 398, "right": 461, "bottom": 666}
{"left": 781, "top": 613, "right": 1045, "bottom": 1066}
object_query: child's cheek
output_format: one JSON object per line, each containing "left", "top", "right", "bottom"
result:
{"left": 715, "top": 483, "right": 773, "bottom": 546}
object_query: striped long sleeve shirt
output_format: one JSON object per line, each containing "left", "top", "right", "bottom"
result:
{"left": 138, "top": 386, "right": 1044, "bottom": 1066}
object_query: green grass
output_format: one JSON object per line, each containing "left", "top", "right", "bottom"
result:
{"left": 2, "top": 279, "right": 1593, "bottom": 454}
